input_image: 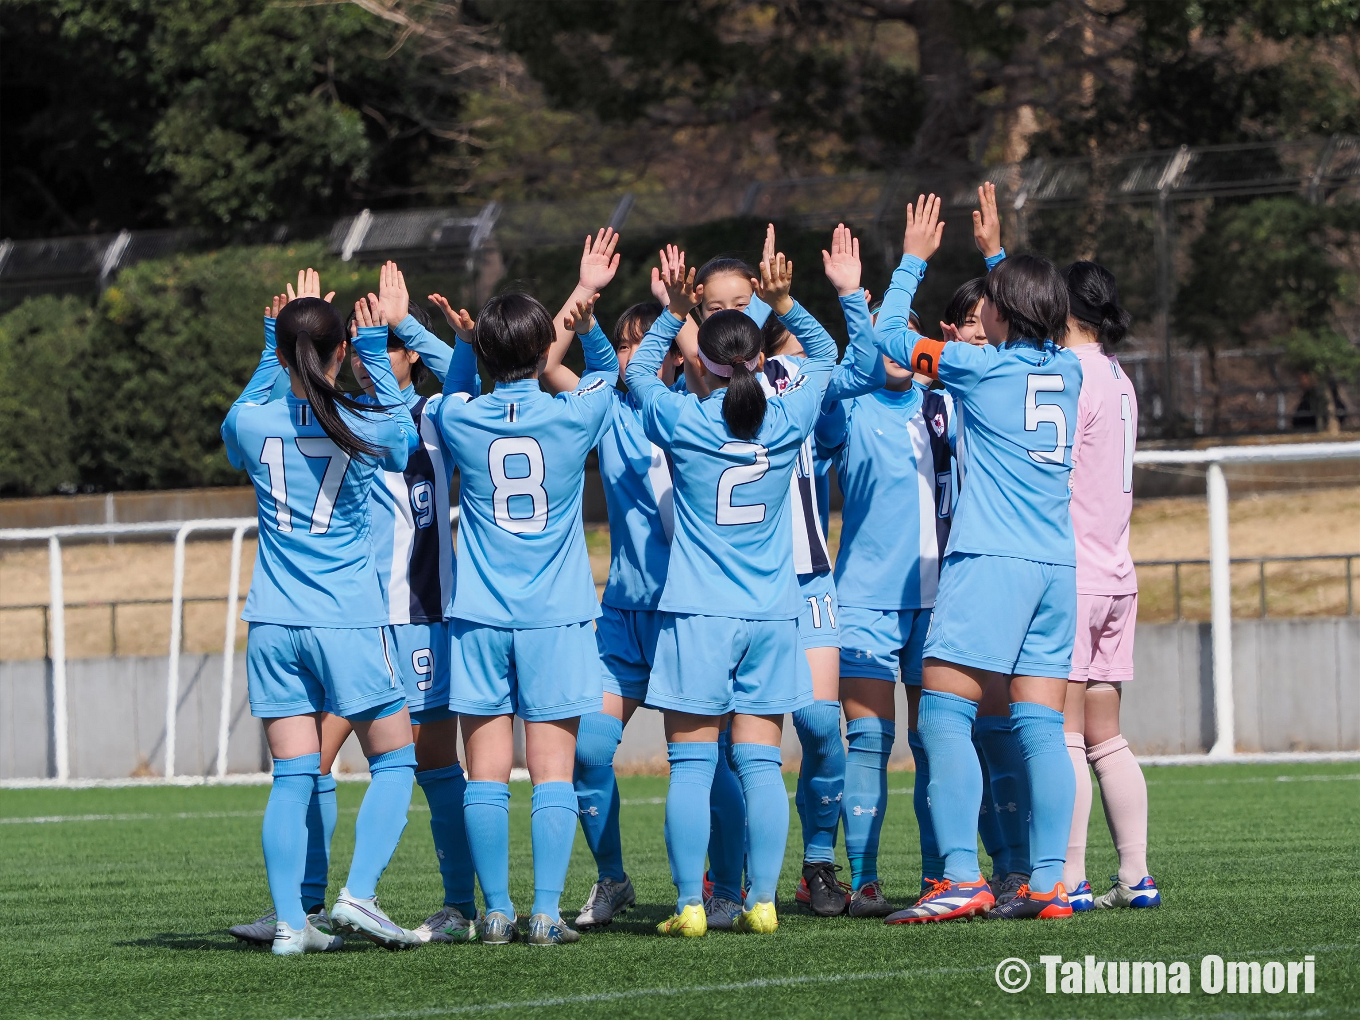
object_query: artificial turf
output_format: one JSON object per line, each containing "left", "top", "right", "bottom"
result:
{"left": 1, "top": 762, "right": 1356, "bottom": 1020}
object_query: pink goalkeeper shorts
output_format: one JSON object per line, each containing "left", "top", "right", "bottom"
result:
{"left": 1069, "top": 592, "right": 1137, "bottom": 683}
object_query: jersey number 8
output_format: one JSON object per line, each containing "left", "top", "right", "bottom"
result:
{"left": 489, "top": 436, "right": 548, "bottom": 534}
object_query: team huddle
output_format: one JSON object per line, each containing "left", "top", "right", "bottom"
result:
{"left": 223, "top": 182, "right": 1159, "bottom": 955}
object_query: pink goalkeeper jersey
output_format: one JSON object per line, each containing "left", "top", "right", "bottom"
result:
{"left": 1070, "top": 343, "right": 1138, "bottom": 595}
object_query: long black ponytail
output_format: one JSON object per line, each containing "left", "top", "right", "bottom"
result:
{"left": 275, "top": 298, "right": 383, "bottom": 460}
{"left": 1061, "top": 261, "right": 1131, "bottom": 347}
{"left": 699, "top": 309, "right": 766, "bottom": 440}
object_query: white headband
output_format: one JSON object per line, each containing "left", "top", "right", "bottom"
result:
{"left": 699, "top": 349, "right": 760, "bottom": 378}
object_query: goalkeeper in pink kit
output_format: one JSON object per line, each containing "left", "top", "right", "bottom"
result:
{"left": 1059, "top": 261, "right": 1160, "bottom": 911}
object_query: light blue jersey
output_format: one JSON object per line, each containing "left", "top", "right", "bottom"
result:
{"left": 434, "top": 328, "right": 616, "bottom": 628}
{"left": 818, "top": 382, "right": 956, "bottom": 609}
{"left": 361, "top": 315, "right": 479, "bottom": 624}
{"left": 623, "top": 303, "right": 836, "bottom": 621}
{"left": 222, "top": 324, "right": 418, "bottom": 628}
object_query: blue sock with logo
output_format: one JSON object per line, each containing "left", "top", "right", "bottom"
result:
{"left": 345, "top": 743, "right": 415, "bottom": 900}
{"left": 973, "top": 734, "right": 1009, "bottom": 878}
{"left": 1011, "top": 702, "right": 1076, "bottom": 895}
{"left": 907, "top": 729, "right": 944, "bottom": 883}
{"left": 791, "top": 700, "right": 845, "bottom": 865}
{"left": 301, "top": 771, "right": 337, "bottom": 913}
{"left": 666, "top": 742, "right": 718, "bottom": 913}
{"left": 573, "top": 712, "right": 625, "bottom": 882}
{"left": 975, "top": 714, "right": 1032, "bottom": 877}
{"left": 843, "top": 716, "right": 894, "bottom": 890}
{"left": 730, "top": 742, "right": 788, "bottom": 907}
{"left": 530, "top": 781, "right": 579, "bottom": 919}
{"left": 262, "top": 753, "right": 320, "bottom": 930}
{"left": 416, "top": 763, "right": 476, "bottom": 918}
{"left": 918, "top": 690, "right": 982, "bottom": 883}
{"left": 464, "top": 780, "right": 512, "bottom": 917}
{"left": 708, "top": 729, "right": 747, "bottom": 904}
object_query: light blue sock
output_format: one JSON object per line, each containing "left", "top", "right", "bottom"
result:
{"left": 843, "top": 716, "right": 894, "bottom": 890}
{"left": 918, "top": 691, "right": 982, "bottom": 883}
{"left": 791, "top": 700, "right": 845, "bottom": 864}
{"left": 416, "top": 763, "right": 476, "bottom": 917}
{"left": 708, "top": 729, "right": 747, "bottom": 904}
{"left": 973, "top": 731, "right": 1009, "bottom": 877}
{"left": 907, "top": 729, "right": 944, "bottom": 883}
{"left": 730, "top": 742, "right": 788, "bottom": 908}
{"left": 345, "top": 743, "right": 415, "bottom": 900}
{"left": 1011, "top": 702, "right": 1076, "bottom": 894}
{"left": 301, "top": 771, "right": 337, "bottom": 913}
{"left": 530, "top": 781, "right": 579, "bottom": 919}
{"left": 666, "top": 742, "right": 717, "bottom": 913}
{"left": 573, "top": 712, "right": 625, "bottom": 882}
{"left": 262, "top": 753, "right": 320, "bottom": 930}
{"left": 464, "top": 780, "right": 512, "bottom": 917}
{"left": 975, "top": 714, "right": 1032, "bottom": 876}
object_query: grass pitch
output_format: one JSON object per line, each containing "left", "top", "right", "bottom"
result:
{"left": 2, "top": 763, "right": 1357, "bottom": 1020}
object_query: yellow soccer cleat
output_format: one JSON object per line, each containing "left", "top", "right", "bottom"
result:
{"left": 656, "top": 903, "right": 708, "bottom": 938}
{"left": 733, "top": 900, "right": 778, "bottom": 934}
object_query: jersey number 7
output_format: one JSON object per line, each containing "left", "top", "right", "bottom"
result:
{"left": 259, "top": 436, "right": 352, "bottom": 535}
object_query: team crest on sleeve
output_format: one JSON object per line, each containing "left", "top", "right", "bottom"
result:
{"left": 573, "top": 378, "right": 609, "bottom": 396}
{"left": 931, "top": 412, "right": 946, "bottom": 437}
{"left": 782, "top": 375, "right": 809, "bottom": 393}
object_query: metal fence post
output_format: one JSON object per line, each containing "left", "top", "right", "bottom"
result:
{"left": 47, "top": 535, "right": 69, "bottom": 781}
{"left": 164, "top": 522, "right": 195, "bottom": 779}
{"left": 1206, "top": 461, "right": 1235, "bottom": 757}
{"left": 215, "top": 524, "right": 248, "bottom": 779}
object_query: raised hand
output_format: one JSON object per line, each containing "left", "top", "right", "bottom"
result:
{"left": 286, "top": 268, "right": 335, "bottom": 304}
{"left": 356, "top": 293, "right": 387, "bottom": 330}
{"left": 578, "top": 227, "right": 622, "bottom": 293}
{"left": 941, "top": 321, "right": 963, "bottom": 344}
{"left": 650, "top": 265, "right": 671, "bottom": 307}
{"left": 822, "top": 223, "right": 862, "bottom": 297}
{"left": 903, "top": 193, "right": 945, "bottom": 262}
{"left": 563, "top": 294, "right": 599, "bottom": 335}
{"left": 377, "top": 261, "right": 410, "bottom": 327}
{"left": 428, "top": 293, "right": 475, "bottom": 341}
{"left": 758, "top": 249, "right": 794, "bottom": 315}
{"left": 659, "top": 244, "right": 698, "bottom": 317}
{"left": 973, "top": 181, "right": 1002, "bottom": 258}
{"left": 762, "top": 223, "right": 777, "bottom": 269}
{"left": 264, "top": 292, "right": 288, "bottom": 319}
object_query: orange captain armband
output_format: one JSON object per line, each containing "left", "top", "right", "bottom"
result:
{"left": 909, "top": 336, "right": 946, "bottom": 380}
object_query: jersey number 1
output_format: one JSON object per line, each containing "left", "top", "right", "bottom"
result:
{"left": 259, "top": 436, "right": 352, "bottom": 535}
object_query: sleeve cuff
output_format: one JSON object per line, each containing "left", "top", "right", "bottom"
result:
{"left": 985, "top": 248, "right": 1006, "bottom": 271}
{"left": 392, "top": 314, "right": 424, "bottom": 341}
{"left": 897, "top": 254, "right": 928, "bottom": 279}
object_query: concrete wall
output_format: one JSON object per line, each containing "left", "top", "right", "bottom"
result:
{"left": 2, "top": 618, "right": 1357, "bottom": 779}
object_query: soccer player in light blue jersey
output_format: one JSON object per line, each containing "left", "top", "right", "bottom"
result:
{"left": 813, "top": 207, "right": 954, "bottom": 919}
{"left": 222, "top": 272, "right": 422, "bottom": 955}
{"left": 878, "top": 227, "right": 1084, "bottom": 924}
{"left": 432, "top": 288, "right": 616, "bottom": 946}
{"left": 756, "top": 224, "right": 887, "bottom": 917}
{"left": 626, "top": 246, "right": 836, "bottom": 937}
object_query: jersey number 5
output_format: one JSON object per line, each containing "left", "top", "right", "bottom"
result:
{"left": 1024, "top": 374, "right": 1069, "bottom": 465}
{"left": 716, "top": 442, "right": 769, "bottom": 525}
{"left": 489, "top": 436, "right": 548, "bottom": 534}
{"left": 259, "top": 436, "right": 352, "bottom": 535}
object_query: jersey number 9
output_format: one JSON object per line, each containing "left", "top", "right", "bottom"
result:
{"left": 489, "top": 436, "right": 548, "bottom": 534}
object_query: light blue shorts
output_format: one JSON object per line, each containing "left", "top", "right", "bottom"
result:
{"left": 922, "top": 552, "right": 1077, "bottom": 679}
{"left": 838, "top": 606, "right": 933, "bottom": 685}
{"left": 389, "top": 621, "right": 455, "bottom": 724}
{"left": 450, "top": 619, "right": 604, "bottom": 722}
{"left": 596, "top": 605, "right": 664, "bottom": 702}
{"left": 247, "top": 623, "right": 403, "bottom": 720}
{"left": 797, "top": 570, "right": 839, "bottom": 649}
{"left": 648, "top": 613, "right": 812, "bottom": 717}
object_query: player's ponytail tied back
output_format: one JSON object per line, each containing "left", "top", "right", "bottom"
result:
{"left": 276, "top": 297, "right": 383, "bottom": 461}
{"left": 699, "top": 309, "right": 766, "bottom": 441}
{"left": 1061, "top": 260, "right": 1131, "bottom": 348}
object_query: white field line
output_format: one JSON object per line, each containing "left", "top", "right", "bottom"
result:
{"left": 291, "top": 943, "right": 1358, "bottom": 1020}
{"left": 0, "top": 768, "right": 534, "bottom": 790}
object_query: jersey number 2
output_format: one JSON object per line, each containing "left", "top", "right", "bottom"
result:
{"left": 1024, "top": 374, "right": 1069, "bottom": 465}
{"left": 259, "top": 436, "right": 352, "bottom": 535}
{"left": 716, "top": 442, "right": 769, "bottom": 525}
{"left": 489, "top": 436, "right": 548, "bottom": 534}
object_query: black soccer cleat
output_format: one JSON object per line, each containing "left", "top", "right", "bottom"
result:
{"left": 798, "top": 861, "right": 850, "bottom": 917}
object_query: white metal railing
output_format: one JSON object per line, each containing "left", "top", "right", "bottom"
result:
{"left": 1, "top": 509, "right": 462, "bottom": 782}
{"left": 1133, "top": 441, "right": 1360, "bottom": 757}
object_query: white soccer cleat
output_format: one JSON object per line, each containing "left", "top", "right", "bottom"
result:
{"left": 575, "top": 876, "right": 636, "bottom": 929}
{"left": 1095, "top": 876, "right": 1161, "bottom": 909}
{"left": 271, "top": 919, "right": 342, "bottom": 956}
{"left": 413, "top": 905, "right": 478, "bottom": 944}
{"left": 330, "top": 888, "right": 421, "bottom": 950}
{"left": 704, "top": 896, "right": 744, "bottom": 931}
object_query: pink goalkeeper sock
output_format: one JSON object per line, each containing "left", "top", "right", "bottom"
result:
{"left": 1088, "top": 735, "right": 1149, "bottom": 885}
{"left": 1064, "top": 732, "right": 1090, "bottom": 890}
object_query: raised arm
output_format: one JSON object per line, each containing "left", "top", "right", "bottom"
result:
{"left": 759, "top": 249, "right": 835, "bottom": 435}
{"left": 974, "top": 181, "right": 1007, "bottom": 271}
{"left": 876, "top": 194, "right": 943, "bottom": 366}
{"left": 625, "top": 249, "right": 696, "bottom": 446}
{"left": 821, "top": 224, "right": 884, "bottom": 404}
{"left": 353, "top": 287, "right": 418, "bottom": 469}
{"left": 544, "top": 228, "right": 621, "bottom": 392}
{"left": 426, "top": 292, "right": 481, "bottom": 395}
